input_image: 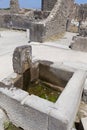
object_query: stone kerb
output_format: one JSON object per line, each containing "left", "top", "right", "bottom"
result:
{"left": 13, "top": 45, "right": 32, "bottom": 74}
{"left": 0, "top": 70, "right": 86, "bottom": 130}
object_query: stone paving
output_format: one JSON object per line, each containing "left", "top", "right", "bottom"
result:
{"left": 0, "top": 29, "right": 28, "bottom": 81}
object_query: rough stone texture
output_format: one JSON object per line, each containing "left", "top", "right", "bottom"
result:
{"left": 10, "top": 0, "right": 19, "bottom": 14}
{"left": 13, "top": 45, "right": 32, "bottom": 74}
{"left": 30, "top": 0, "right": 75, "bottom": 42}
{"left": 30, "top": 23, "right": 45, "bottom": 42}
{"left": 34, "top": 11, "right": 50, "bottom": 20}
{"left": 42, "top": 0, "right": 57, "bottom": 11}
{"left": 30, "top": 61, "right": 39, "bottom": 82}
{"left": 71, "top": 36, "right": 87, "bottom": 52}
{"left": 72, "top": 4, "right": 87, "bottom": 21}
{"left": 78, "top": 4, "right": 87, "bottom": 20}
{"left": 42, "top": 0, "right": 74, "bottom": 41}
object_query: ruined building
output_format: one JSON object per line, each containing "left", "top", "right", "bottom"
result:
{"left": 10, "top": 0, "right": 19, "bottom": 14}
{"left": 78, "top": 4, "right": 87, "bottom": 20}
{"left": 0, "top": 0, "right": 75, "bottom": 42}
{"left": 73, "top": 4, "right": 87, "bottom": 20}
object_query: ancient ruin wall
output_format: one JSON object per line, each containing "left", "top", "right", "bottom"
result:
{"left": 42, "top": 0, "right": 57, "bottom": 11}
{"left": 78, "top": 4, "right": 87, "bottom": 20}
{"left": 42, "top": 0, "right": 74, "bottom": 41}
{"left": 30, "top": 0, "right": 74, "bottom": 42}
{"left": 10, "top": 0, "right": 19, "bottom": 14}
{"left": 0, "top": 0, "right": 74, "bottom": 42}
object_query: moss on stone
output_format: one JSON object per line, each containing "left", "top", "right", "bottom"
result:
{"left": 4, "top": 122, "right": 22, "bottom": 130}
{"left": 27, "top": 81, "right": 61, "bottom": 102}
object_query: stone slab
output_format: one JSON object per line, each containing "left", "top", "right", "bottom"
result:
{"left": 0, "top": 91, "right": 48, "bottom": 130}
{"left": 13, "top": 45, "right": 32, "bottom": 74}
{"left": 81, "top": 117, "right": 87, "bottom": 130}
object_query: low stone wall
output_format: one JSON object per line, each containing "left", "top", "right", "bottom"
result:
{"left": 0, "top": 14, "right": 6, "bottom": 27}
{"left": 0, "top": 9, "right": 10, "bottom": 14}
{"left": 0, "top": 13, "right": 33, "bottom": 29}
{"left": 71, "top": 36, "right": 87, "bottom": 52}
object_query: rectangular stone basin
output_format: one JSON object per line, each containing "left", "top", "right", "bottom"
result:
{"left": 0, "top": 60, "right": 86, "bottom": 130}
{"left": 23, "top": 61, "right": 73, "bottom": 103}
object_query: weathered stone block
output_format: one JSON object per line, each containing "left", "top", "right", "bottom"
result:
{"left": 30, "top": 23, "right": 45, "bottom": 42}
{"left": 0, "top": 88, "right": 49, "bottom": 130}
{"left": 13, "top": 45, "right": 32, "bottom": 74}
{"left": 30, "top": 61, "right": 39, "bottom": 82}
{"left": 71, "top": 36, "right": 87, "bottom": 52}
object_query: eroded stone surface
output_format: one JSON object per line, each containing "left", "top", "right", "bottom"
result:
{"left": 10, "top": 0, "right": 19, "bottom": 14}
{"left": 13, "top": 45, "right": 32, "bottom": 74}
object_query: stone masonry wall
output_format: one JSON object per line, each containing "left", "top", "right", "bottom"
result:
{"left": 0, "top": 13, "right": 33, "bottom": 29}
{"left": 79, "top": 4, "right": 87, "bottom": 20}
{"left": 42, "top": 0, "right": 74, "bottom": 41}
{"left": 30, "top": 0, "right": 74, "bottom": 42}
{"left": 10, "top": 0, "right": 19, "bottom": 14}
{"left": 42, "top": 0, "right": 57, "bottom": 11}
{"left": 0, "top": 0, "right": 74, "bottom": 42}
